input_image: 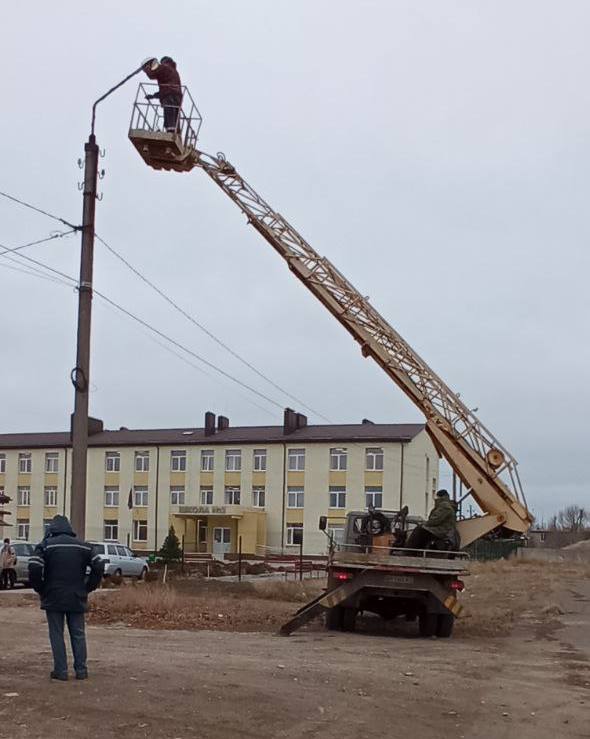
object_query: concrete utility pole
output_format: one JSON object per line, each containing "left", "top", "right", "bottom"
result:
{"left": 70, "top": 135, "right": 99, "bottom": 538}
{"left": 69, "top": 62, "right": 148, "bottom": 538}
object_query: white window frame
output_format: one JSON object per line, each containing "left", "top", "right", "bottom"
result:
{"left": 287, "top": 486, "right": 304, "bottom": 509}
{"left": 328, "top": 526, "right": 345, "bottom": 545}
{"left": 200, "top": 449, "right": 214, "bottom": 471}
{"left": 104, "top": 520, "right": 118, "bottom": 542}
{"left": 329, "top": 448, "right": 348, "bottom": 471}
{"left": 365, "top": 486, "right": 383, "bottom": 509}
{"left": 18, "top": 453, "right": 32, "bottom": 474}
{"left": 200, "top": 487, "right": 213, "bottom": 505}
{"left": 287, "top": 448, "right": 305, "bottom": 471}
{"left": 44, "top": 486, "right": 58, "bottom": 507}
{"left": 225, "top": 450, "right": 242, "bottom": 472}
{"left": 17, "top": 519, "right": 30, "bottom": 540}
{"left": 45, "top": 452, "right": 59, "bottom": 474}
{"left": 286, "top": 524, "right": 303, "bottom": 546}
{"left": 133, "top": 486, "right": 148, "bottom": 507}
{"left": 224, "top": 486, "right": 241, "bottom": 505}
{"left": 17, "top": 486, "right": 30, "bottom": 506}
{"left": 0, "top": 454, "right": 5, "bottom": 473}
{"left": 329, "top": 486, "right": 346, "bottom": 509}
{"left": 253, "top": 449, "right": 267, "bottom": 472}
{"left": 133, "top": 519, "right": 148, "bottom": 542}
{"left": 135, "top": 451, "right": 150, "bottom": 472}
{"left": 170, "top": 450, "right": 187, "bottom": 472}
{"left": 105, "top": 452, "right": 120, "bottom": 473}
{"left": 104, "top": 486, "right": 119, "bottom": 507}
{"left": 252, "top": 487, "right": 265, "bottom": 508}
{"left": 365, "top": 447, "right": 384, "bottom": 471}
{"left": 170, "top": 486, "right": 185, "bottom": 505}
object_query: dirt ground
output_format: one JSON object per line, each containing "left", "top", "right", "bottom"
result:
{"left": 0, "top": 561, "right": 588, "bottom": 739}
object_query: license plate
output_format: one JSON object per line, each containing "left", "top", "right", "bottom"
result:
{"left": 385, "top": 575, "right": 414, "bottom": 585}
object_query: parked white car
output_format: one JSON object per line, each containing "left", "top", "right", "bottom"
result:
{"left": 90, "top": 542, "right": 149, "bottom": 579}
{"left": 13, "top": 542, "right": 35, "bottom": 586}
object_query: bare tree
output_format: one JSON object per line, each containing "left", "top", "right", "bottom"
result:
{"left": 556, "top": 505, "right": 588, "bottom": 532}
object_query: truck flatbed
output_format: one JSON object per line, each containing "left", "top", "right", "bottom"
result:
{"left": 332, "top": 549, "right": 470, "bottom": 576}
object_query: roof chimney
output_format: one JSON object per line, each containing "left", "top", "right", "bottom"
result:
{"left": 71, "top": 414, "right": 104, "bottom": 441}
{"left": 283, "top": 408, "right": 298, "bottom": 435}
{"left": 217, "top": 415, "right": 230, "bottom": 432}
{"left": 204, "top": 411, "right": 216, "bottom": 436}
{"left": 361, "top": 418, "right": 374, "bottom": 425}
{"left": 296, "top": 413, "right": 307, "bottom": 429}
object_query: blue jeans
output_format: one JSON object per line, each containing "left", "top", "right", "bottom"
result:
{"left": 46, "top": 611, "right": 87, "bottom": 677}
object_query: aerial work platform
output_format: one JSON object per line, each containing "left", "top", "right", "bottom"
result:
{"left": 128, "top": 83, "right": 202, "bottom": 172}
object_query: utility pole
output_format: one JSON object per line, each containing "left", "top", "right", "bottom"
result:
{"left": 70, "top": 135, "right": 99, "bottom": 538}
{"left": 69, "top": 62, "right": 148, "bottom": 538}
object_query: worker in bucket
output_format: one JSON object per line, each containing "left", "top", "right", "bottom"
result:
{"left": 405, "top": 489, "right": 458, "bottom": 551}
{"left": 28, "top": 515, "right": 104, "bottom": 681}
{"left": 142, "top": 56, "right": 183, "bottom": 133}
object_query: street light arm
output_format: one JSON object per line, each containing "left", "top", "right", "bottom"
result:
{"left": 91, "top": 64, "right": 146, "bottom": 135}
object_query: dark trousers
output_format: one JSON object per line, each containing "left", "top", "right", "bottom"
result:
{"left": 46, "top": 611, "right": 87, "bottom": 677}
{"left": 161, "top": 94, "right": 181, "bottom": 132}
{"left": 405, "top": 525, "right": 433, "bottom": 551}
{"left": 1, "top": 568, "right": 16, "bottom": 588}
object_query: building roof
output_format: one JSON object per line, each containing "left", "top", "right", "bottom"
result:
{"left": 0, "top": 423, "right": 425, "bottom": 450}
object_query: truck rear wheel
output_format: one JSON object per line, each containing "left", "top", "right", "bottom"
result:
{"left": 436, "top": 613, "right": 454, "bottom": 638}
{"left": 341, "top": 608, "right": 357, "bottom": 632}
{"left": 326, "top": 606, "right": 344, "bottom": 630}
{"left": 418, "top": 612, "right": 438, "bottom": 637}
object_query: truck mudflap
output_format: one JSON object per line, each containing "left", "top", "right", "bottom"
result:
{"left": 279, "top": 570, "right": 463, "bottom": 636}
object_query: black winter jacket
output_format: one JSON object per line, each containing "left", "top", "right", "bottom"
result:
{"left": 28, "top": 516, "right": 104, "bottom": 612}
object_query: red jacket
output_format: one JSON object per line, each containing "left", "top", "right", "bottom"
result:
{"left": 144, "top": 61, "right": 182, "bottom": 99}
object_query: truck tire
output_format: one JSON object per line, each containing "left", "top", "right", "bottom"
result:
{"left": 418, "top": 612, "right": 438, "bottom": 637}
{"left": 436, "top": 613, "right": 454, "bottom": 638}
{"left": 326, "top": 606, "right": 344, "bottom": 630}
{"left": 341, "top": 608, "right": 357, "bottom": 632}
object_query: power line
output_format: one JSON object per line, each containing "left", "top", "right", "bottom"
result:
{"left": 95, "top": 232, "right": 328, "bottom": 420}
{"left": 0, "top": 230, "right": 77, "bottom": 258}
{"left": 0, "top": 236, "right": 78, "bottom": 285}
{"left": 0, "top": 190, "right": 80, "bottom": 231}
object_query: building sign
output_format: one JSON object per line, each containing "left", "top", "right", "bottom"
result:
{"left": 179, "top": 505, "right": 227, "bottom": 515}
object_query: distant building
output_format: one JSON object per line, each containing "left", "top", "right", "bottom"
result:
{"left": 0, "top": 409, "right": 439, "bottom": 555}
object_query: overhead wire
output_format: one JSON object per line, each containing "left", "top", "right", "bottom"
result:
{"left": 0, "top": 190, "right": 80, "bottom": 230}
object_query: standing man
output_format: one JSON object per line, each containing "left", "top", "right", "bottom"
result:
{"left": 28, "top": 515, "right": 104, "bottom": 681}
{"left": 142, "top": 56, "right": 183, "bottom": 132}
{"left": 0, "top": 538, "right": 16, "bottom": 589}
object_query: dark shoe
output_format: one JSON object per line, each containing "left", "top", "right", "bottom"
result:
{"left": 75, "top": 671, "right": 88, "bottom": 680}
{"left": 50, "top": 671, "right": 68, "bottom": 681}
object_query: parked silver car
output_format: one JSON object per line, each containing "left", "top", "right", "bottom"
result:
{"left": 12, "top": 542, "right": 35, "bottom": 586}
{"left": 90, "top": 543, "right": 149, "bottom": 579}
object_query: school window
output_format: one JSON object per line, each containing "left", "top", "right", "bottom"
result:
{"left": 224, "top": 486, "right": 241, "bottom": 505}
{"left": 0, "top": 454, "right": 5, "bottom": 473}
{"left": 17, "top": 486, "right": 30, "bottom": 506}
{"left": 133, "top": 519, "right": 148, "bottom": 542}
{"left": 365, "top": 486, "right": 383, "bottom": 509}
{"left": 225, "top": 449, "right": 241, "bottom": 472}
{"left": 252, "top": 487, "right": 265, "bottom": 508}
{"left": 170, "top": 486, "right": 185, "bottom": 505}
{"left": 104, "top": 487, "right": 119, "bottom": 507}
{"left": 330, "top": 448, "right": 347, "bottom": 471}
{"left": 200, "top": 487, "right": 213, "bottom": 505}
{"left": 135, "top": 451, "right": 150, "bottom": 472}
{"left": 44, "top": 486, "right": 58, "bottom": 507}
{"left": 18, "top": 453, "right": 32, "bottom": 474}
{"left": 288, "top": 448, "right": 305, "bottom": 471}
{"left": 286, "top": 524, "right": 303, "bottom": 546}
{"left": 329, "top": 486, "right": 346, "bottom": 508}
{"left": 366, "top": 447, "right": 384, "bottom": 471}
{"left": 253, "top": 449, "right": 267, "bottom": 472}
{"left": 201, "top": 449, "right": 214, "bottom": 471}
{"left": 104, "top": 520, "right": 118, "bottom": 542}
{"left": 43, "top": 519, "right": 53, "bottom": 534}
{"left": 133, "top": 486, "right": 148, "bottom": 507}
{"left": 287, "top": 487, "right": 304, "bottom": 508}
{"left": 170, "top": 450, "right": 186, "bottom": 472}
{"left": 45, "top": 452, "right": 59, "bottom": 473}
{"left": 328, "top": 526, "right": 344, "bottom": 544}
{"left": 17, "top": 519, "right": 30, "bottom": 540}
{"left": 105, "top": 452, "right": 120, "bottom": 473}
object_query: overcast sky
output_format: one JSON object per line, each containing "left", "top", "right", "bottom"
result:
{"left": 1, "top": 1, "right": 588, "bottom": 519}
